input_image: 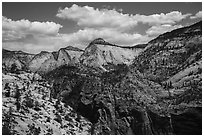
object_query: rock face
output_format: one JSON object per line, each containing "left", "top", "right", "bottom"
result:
{"left": 2, "top": 49, "right": 35, "bottom": 71}
{"left": 134, "top": 21, "right": 202, "bottom": 82}
{"left": 65, "top": 46, "right": 84, "bottom": 63}
{"left": 80, "top": 38, "right": 145, "bottom": 71}
{"left": 28, "top": 46, "right": 84, "bottom": 73}
{"left": 3, "top": 39, "right": 144, "bottom": 73}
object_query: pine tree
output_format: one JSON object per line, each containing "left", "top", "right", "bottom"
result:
{"left": 10, "top": 63, "right": 18, "bottom": 73}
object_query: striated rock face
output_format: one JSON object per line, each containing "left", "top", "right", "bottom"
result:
{"left": 65, "top": 46, "right": 84, "bottom": 64}
{"left": 134, "top": 21, "right": 202, "bottom": 82}
{"left": 28, "top": 46, "right": 84, "bottom": 73}
{"left": 80, "top": 38, "right": 145, "bottom": 71}
{"left": 36, "top": 49, "right": 71, "bottom": 73}
{"left": 3, "top": 39, "right": 144, "bottom": 73}
{"left": 2, "top": 49, "right": 35, "bottom": 71}
{"left": 28, "top": 51, "right": 54, "bottom": 72}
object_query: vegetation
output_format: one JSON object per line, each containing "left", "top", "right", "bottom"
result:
{"left": 10, "top": 63, "right": 18, "bottom": 73}
{"left": 23, "top": 93, "right": 34, "bottom": 108}
{"left": 27, "top": 123, "right": 41, "bottom": 135}
{"left": 2, "top": 107, "right": 15, "bottom": 135}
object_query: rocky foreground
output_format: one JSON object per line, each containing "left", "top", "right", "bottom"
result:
{"left": 2, "top": 72, "right": 92, "bottom": 135}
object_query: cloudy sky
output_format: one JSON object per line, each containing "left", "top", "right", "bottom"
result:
{"left": 2, "top": 2, "right": 202, "bottom": 54}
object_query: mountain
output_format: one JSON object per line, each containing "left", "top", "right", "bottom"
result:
{"left": 2, "top": 49, "right": 35, "bottom": 71}
{"left": 79, "top": 38, "right": 145, "bottom": 71}
{"left": 134, "top": 21, "right": 202, "bottom": 83}
{"left": 25, "top": 38, "right": 145, "bottom": 73}
{"left": 44, "top": 21, "right": 202, "bottom": 135}
{"left": 2, "top": 21, "right": 202, "bottom": 135}
{"left": 64, "top": 46, "right": 84, "bottom": 64}
{"left": 28, "top": 46, "right": 84, "bottom": 73}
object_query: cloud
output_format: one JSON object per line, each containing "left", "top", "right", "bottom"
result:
{"left": 190, "top": 11, "right": 202, "bottom": 19}
{"left": 56, "top": 4, "right": 137, "bottom": 32}
{"left": 2, "top": 35, "right": 68, "bottom": 54}
{"left": 2, "top": 16, "right": 64, "bottom": 53}
{"left": 3, "top": 27, "right": 152, "bottom": 54}
{"left": 135, "top": 11, "right": 191, "bottom": 25}
{"left": 2, "top": 16, "right": 62, "bottom": 41}
{"left": 60, "top": 28, "right": 151, "bottom": 48}
{"left": 57, "top": 4, "right": 191, "bottom": 32}
{"left": 3, "top": 5, "right": 191, "bottom": 54}
{"left": 146, "top": 24, "right": 183, "bottom": 36}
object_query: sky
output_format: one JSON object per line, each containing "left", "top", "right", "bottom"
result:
{"left": 2, "top": 2, "right": 202, "bottom": 54}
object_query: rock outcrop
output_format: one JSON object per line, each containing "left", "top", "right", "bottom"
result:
{"left": 28, "top": 46, "right": 84, "bottom": 73}
{"left": 134, "top": 21, "right": 202, "bottom": 82}
{"left": 80, "top": 38, "right": 145, "bottom": 71}
{"left": 2, "top": 49, "right": 35, "bottom": 71}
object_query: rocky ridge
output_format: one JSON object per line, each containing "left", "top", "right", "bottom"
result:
{"left": 80, "top": 38, "right": 144, "bottom": 71}
{"left": 2, "top": 49, "right": 35, "bottom": 71}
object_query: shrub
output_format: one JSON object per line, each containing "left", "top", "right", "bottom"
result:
{"left": 27, "top": 123, "right": 41, "bottom": 135}
{"left": 10, "top": 63, "right": 18, "bottom": 73}
{"left": 46, "top": 128, "right": 53, "bottom": 135}
{"left": 33, "top": 101, "right": 41, "bottom": 111}
{"left": 23, "top": 94, "right": 34, "bottom": 108}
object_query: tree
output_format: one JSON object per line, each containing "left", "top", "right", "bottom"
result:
{"left": 14, "top": 85, "right": 21, "bottom": 101}
{"left": 4, "top": 83, "right": 11, "bottom": 97}
{"left": 2, "top": 107, "right": 14, "bottom": 135}
{"left": 10, "top": 63, "right": 18, "bottom": 73}
{"left": 16, "top": 100, "right": 21, "bottom": 111}
{"left": 27, "top": 123, "right": 41, "bottom": 135}
{"left": 24, "top": 94, "right": 34, "bottom": 108}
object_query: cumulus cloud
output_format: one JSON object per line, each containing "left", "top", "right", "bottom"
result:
{"left": 56, "top": 4, "right": 137, "bottom": 32}
{"left": 2, "top": 35, "right": 68, "bottom": 54}
{"left": 2, "top": 16, "right": 64, "bottom": 53}
{"left": 57, "top": 4, "right": 191, "bottom": 32}
{"left": 146, "top": 24, "right": 183, "bottom": 36}
{"left": 3, "top": 5, "right": 191, "bottom": 54}
{"left": 3, "top": 27, "right": 152, "bottom": 54}
{"left": 135, "top": 11, "right": 191, "bottom": 25}
{"left": 60, "top": 28, "right": 151, "bottom": 48}
{"left": 2, "top": 16, "right": 62, "bottom": 41}
{"left": 190, "top": 11, "right": 202, "bottom": 19}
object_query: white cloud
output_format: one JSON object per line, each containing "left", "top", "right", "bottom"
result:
{"left": 190, "top": 11, "right": 202, "bottom": 19}
{"left": 135, "top": 11, "right": 191, "bottom": 25}
{"left": 2, "top": 16, "right": 62, "bottom": 41}
{"left": 146, "top": 24, "right": 183, "bottom": 36}
{"left": 2, "top": 16, "right": 64, "bottom": 53}
{"left": 57, "top": 4, "right": 191, "bottom": 32}
{"left": 2, "top": 35, "right": 68, "bottom": 54}
{"left": 56, "top": 4, "right": 137, "bottom": 32}
{"left": 3, "top": 5, "right": 190, "bottom": 54}
{"left": 3, "top": 27, "right": 152, "bottom": 54}
{"left": 60, "top": 28, "right": 151, "bottom": 48}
